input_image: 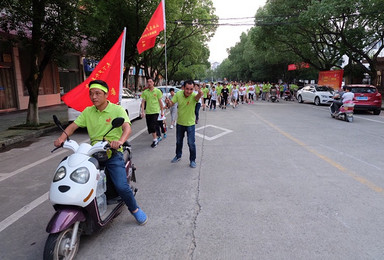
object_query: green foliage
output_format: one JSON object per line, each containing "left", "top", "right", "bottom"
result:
{"left": 216, "top": 0, "right": 384, "bottom": 86}
{"left": 1, "top": 0, "right": 81, "bottom": 125}
{"left": 77, "top": 0, "right": 217, "bottom": 85}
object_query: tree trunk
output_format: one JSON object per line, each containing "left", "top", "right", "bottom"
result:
{"left": 26, "top": 98, "right": 39, "bottom": 126}
{"left": 25, "top": 66, "right": 40, "bottom": 126}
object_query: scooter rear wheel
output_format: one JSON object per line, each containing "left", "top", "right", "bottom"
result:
{"left": 346, "top": 115, "right": 353, "bottom": 122}
{"left": 43, "top": 227, "right": 80, "bottom": 260}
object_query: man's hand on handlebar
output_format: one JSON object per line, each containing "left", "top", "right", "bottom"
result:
{"left": 109, "top": 140, "right": 123, "bottom": 150}
{"left": 54, "top": 137, "right": 66, "bottom": 148}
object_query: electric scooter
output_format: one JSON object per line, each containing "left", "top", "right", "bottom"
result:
{"left": 43, "top": 116, "right": 137, "bottom": 260}
{"left": 330, "top": 100, "right": 355, "bottom": 122}
{"left": 269, "top": 88, "right": 279, "bottom": 102}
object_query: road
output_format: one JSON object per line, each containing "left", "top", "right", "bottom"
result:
{"left": 1, "top": 100, "right": 384, "bottom": 259}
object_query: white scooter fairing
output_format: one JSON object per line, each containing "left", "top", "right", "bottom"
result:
{"left": 49, "top": 140, "right": 109, "bottom": 207}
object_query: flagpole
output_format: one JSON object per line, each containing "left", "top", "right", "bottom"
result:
{"left": 119, "top": 28, "right": 126, "bottom": 103}
{"left": 162, "top": 0, "right": 168, "bottom": 86}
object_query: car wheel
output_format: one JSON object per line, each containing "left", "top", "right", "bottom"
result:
{"left": 314, "top": 97, "right": 320, "bottom": 106}
{"left": 298, "top": 95, "right": 303, "bottom": 103}
{"left": 373, "top": 109, "right": 381, "bottom": 115}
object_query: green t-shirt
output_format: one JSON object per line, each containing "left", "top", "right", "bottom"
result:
{"left": 172, "top": 91, "right": 198, "bottom": 126}
{"left": 75, "top": 102, "right": 130, "bottom": 145}
{"left": 262, "top": 84, "right": 270, "bottom": 92}
{"left": 216, "top": 85, "right": 223, "bottom": 96}
{"left": 202, "top": 87, "right": 209, "bottom": 98}
{"left": 141, "top": 88, "right": 163, "bottom": 114}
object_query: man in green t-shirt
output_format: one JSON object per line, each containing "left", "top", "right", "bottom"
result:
{"left": 165, "top": 80, "right": 203, "bottom": 168}
{"left": 54, "top": 80, "right": 147, "bottom": 225}
{"left": 140, "top": 78, "right": 164, "bottom": 148}
{"left": 201, "top": 83, "right": 210, "bottom": 111}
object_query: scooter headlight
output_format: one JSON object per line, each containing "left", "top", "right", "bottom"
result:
{"left": 53, "top": 166, "right": 66, "bottom": 182}
{"left": 70, "top": 167, "right": 90, "bottom": 184}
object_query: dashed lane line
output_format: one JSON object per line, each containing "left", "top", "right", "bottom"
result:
{"left": 0, "top": 128, "right": 146, "bottom": 233}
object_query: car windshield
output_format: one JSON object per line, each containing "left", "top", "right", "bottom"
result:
{"left": 122, "top": 88, "right": 136, "bottom": 98}
{"left": 350, "top": 87, "right": 376, "bottom": 94}
{"left": 316, "top": 86, "right": 330, "bottom": 92}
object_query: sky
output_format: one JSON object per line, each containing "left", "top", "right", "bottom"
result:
{"left": 208, "top": 0, "right": 266, "bottom": 64}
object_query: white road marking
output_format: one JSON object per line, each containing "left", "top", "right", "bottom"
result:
{"left": 0, "top": 192, "right": 48, "bottom": 233}
{"left": 0, "top": 150, "right": 67, "bottom": 182}
{"left": 319, "top": 144, "right": 382, "bottom": 170}
{"left": 0, "top": 138, "right": 89, "bottom": 182}
{"left": 0, "top": 128, "right": 146, "bottom": 233}
{"left": 315, "top": 106, "right": 384, "bottom": 124}
{"left": 195, "top": 124, "right": 233, "bottom": 141}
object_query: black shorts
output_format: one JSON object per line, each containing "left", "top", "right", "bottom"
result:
{"left": 146, "top": 113, "right": 159, "bottom": 134}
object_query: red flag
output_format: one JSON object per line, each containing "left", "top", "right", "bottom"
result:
{"left": 288, "top": 62, "right": 310, "bottom": 71}
{"left": 62, "top": 30, "right": 125, "bottom": 112}
{"left": 137, "top": 0, "right": 165, "bottom": 54}
{"left": 288, "top": 64, "right": 297, "bottom": 71}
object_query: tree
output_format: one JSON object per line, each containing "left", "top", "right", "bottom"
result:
{"left": 253, "top": 0, "right": 343, "bottom": 72}
{"left": 1, "top": 0, "right": 80, "bottom": 125}
{"left": 305, "top": 0, "right": 384, "bottom": 87}
{"left": 77, "top": 0, "right": 218, "bottom": 87}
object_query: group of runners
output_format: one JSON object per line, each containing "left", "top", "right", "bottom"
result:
{"left": 197, "top": 81, "right": 300, "bottom": 109}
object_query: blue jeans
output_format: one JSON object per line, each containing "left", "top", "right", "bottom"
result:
{"left": 176, "top": 124, "right": 196, "bottom": 162}
{"left": 195, "top": 103, "right": 201, "bottom": 121}
{"left": 106, "top": 152, "right": 138, "bottom": 212}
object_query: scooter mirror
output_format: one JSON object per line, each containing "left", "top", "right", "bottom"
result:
{"left": 111, "top": 117, "right": 124, "bottom": 128}
{"left": 53, "top": 115, "right": 69, "bottom": 141}
{"left": 53, "top": 115, "right": 62, "bottom": 128}
{"left": 103, "top": 117, "right": 125, "bottom": 141}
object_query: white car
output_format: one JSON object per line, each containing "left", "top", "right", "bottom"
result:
{"left": 155, "top": 86, "right": 181, "bottom": 100}
{"left": 68, "top": 88, "right": 142, "bottom": 122}
{"left": 297, "top": 85, "right": 334, "bottom": 105}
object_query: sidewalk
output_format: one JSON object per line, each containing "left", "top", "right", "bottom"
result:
{"left": 0, "top": 104, "right": 68, "bottom": 151}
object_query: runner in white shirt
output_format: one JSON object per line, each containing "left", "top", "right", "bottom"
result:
{"left": 231, "top": 84, "right": 239, "bottom": 108}
{"left": 209, "top": 86, "right": 218, "bottom": 110}
{"left": 248, "top": 83, "right": 255, "bottom": 104}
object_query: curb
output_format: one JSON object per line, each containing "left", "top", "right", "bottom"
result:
{"left": 0, "top": 126, "right": 58, "bottom": 151}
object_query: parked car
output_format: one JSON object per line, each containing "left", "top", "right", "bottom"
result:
{"left": 68, "top": 88, "right": 142, "bottom": 122}
{"left": 121, "top": 88, "right": 142, "bottom": 119}
{"left": 346, "top": 84, "right": 382, "bottom": 115}
{"left": 297, "top": 84, "right": 334, "bottom": 105}
{"left": 155, "top": 86, "right": 181, "bottom": 100}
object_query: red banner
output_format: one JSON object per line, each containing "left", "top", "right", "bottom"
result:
{"left": 137, "top": 0, "right": 165, "bottom": 54}
{"left": 62, "top": 31, "right": 125, "bottom": 111}
{"left": 318, "top": 70, "right": 344, "bottom": 90}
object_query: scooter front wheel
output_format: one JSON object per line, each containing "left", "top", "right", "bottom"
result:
{"left": 43, "top": 226, "right": 80, "bottom": 260}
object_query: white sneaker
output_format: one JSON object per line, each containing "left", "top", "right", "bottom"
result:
{"left": 170, "top": 125, "right": 173, "bottom": 129}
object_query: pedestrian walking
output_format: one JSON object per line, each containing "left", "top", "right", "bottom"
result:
{"left": 221, "top": 83, "right": 229, "bottom": 109}
{"left": 165, "top": 80, "right": 203, "bottom": 168}
{"left": 201, "top": 83, "right": 209, "bottom": 111}
{"left": 140, "top": 78, "right": 164, "bottom": 148}
{"left": 168, "top": 88, "right": 177, "bottom": 129}
{"left": 231, "top": 84, "right": 239, "bottom": 108}
{"left": 194, "top": 83, "right": 202, "bottom": 124}
{"left": 209, "top": 86, "right": 217, "bottom": 110}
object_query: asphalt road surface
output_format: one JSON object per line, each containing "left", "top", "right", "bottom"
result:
{"left": 1, "top": 100, "right": 384, "bottom": 260}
